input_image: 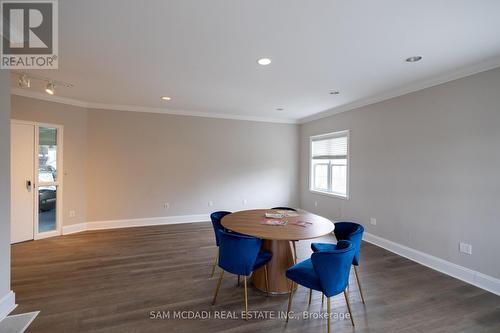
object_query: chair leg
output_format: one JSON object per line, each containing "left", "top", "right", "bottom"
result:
{"left": 210, "top": 247, "right": 219, "bottom": 278}
{"left": 308, "top": 289, "right": 312, "bottom": 305}
{"left": 237, "top": 275, "right": 240, "bottom": 286}
{"left": 344, "top": 291, "right": 355, "bottom": 326}
{"left": 211, "top": 270, "right": 224, "bottom": 305}
{"left": 292, "top": 241, "right": 298, "bottom": 264}
{"left": 264, "top": 265, "right": 270, "bottom": 297}
{"left": 354, "top": 266, "right": 366, "bottom": 304}
{"left": 286, "top": 281, "right": 294, "bottom": 322}
{"left": 243, "top": 276, "right": 249, "bottom": 320}
{"left": 327, "top": 296, "right": 331, "bottom": 333}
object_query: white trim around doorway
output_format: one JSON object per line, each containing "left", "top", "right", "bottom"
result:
{"left": 11, "top": 119, "right": 64, "bottom": 241}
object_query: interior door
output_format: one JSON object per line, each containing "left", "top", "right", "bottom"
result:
{"left": 11, "top": 122, "right": 35, "bottom": 244}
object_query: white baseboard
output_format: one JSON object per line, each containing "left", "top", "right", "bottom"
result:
{"left": 0, "top": 291, "right": 16, "bottom": 322}
{"left": 87, "top": 214, "right": 210, "bottom": 230}
{"left": 62, "top": 223, "right": 87, "bottom": 235}
{"left": 62, "top": 214, "right": 210, "bottom": 235}
{"left": 363, "top": 232, "right": 500, "bottom": 296}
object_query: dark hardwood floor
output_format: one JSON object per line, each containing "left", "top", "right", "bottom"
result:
{"left": 11, "top": 222, "right": 500, "bottom": 332}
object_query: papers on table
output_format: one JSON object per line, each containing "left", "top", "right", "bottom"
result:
{"left": 261, "top": 219, "right": 287, "bottom": 226}
{"left": 261, "top": 210, "right": 312, "bottom": 227}
{"left": 266, "top": 210, "right": 300, "bottom": 218}
{"left": 265, "top": 212, "right": 284, "bottom": 218}
{"left": 291, "top": 220, "right": 313, "bottom": 227}
{"left": 284, "top": 211, "right": 299, "bottom": 217}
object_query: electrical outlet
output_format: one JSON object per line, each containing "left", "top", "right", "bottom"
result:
{"left": 242, "top": 199, "right": 247, "bottom": 206}
{"left": 314, "top": 201, "right": 318, "bottom": 207}
{"left": 163, "top": 202, "right": 170, "bottom": 209}
{"left": 459, "top": 242, "right": 472, "bottom": 255}
{"left": 370, "top": 217, "right": 377, "bottom": 226}
{"left": 208, "top": 200, "right": 213, "bottom": 207}
{"left": 69, "top": 210, "right": 76, "bottom": 218}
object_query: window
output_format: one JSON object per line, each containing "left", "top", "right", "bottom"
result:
{"left": 310, "top": 130, "right": 349, "bottom": 198}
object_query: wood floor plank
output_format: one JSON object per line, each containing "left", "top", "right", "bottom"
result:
{"left": 11, "top": 222, "right": 500, "bottom": 332}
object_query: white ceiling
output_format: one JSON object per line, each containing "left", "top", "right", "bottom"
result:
{"left": 11, "top": 0, "right": 500, "bottom": 123}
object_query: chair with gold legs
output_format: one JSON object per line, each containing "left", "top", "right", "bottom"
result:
{"left": 285, "top": 240, "right": 356, "bottom": 332}
{"left": 209, "top": 211, "right": 231, "bottom": 278}
{"left": 211, "top": 231, "right": 272, "bottom": 320}
{"left": 311, "top": 221, "right": 366, "bottom": 304}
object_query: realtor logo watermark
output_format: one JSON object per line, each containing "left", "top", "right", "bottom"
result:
{"left": 1, "top": 0, "right": 58, "bottom": 68}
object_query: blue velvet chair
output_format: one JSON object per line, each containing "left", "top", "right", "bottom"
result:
{"left": 311, "top": 222, "right": 366, "bottom": 304}
{"left": 210, "top": 211, "right": 231, "bottom": 277}
{"left": 271, "top": 206, "right": 297, "bottom": 212}
{"left": 286, "top": 240, "right": 356, "bottom": 332}
{"left": 271, "top": 207, "right": 299, "bottom": 264}
{"left": 211, "top": 231, "right": 272, "bottom": 319}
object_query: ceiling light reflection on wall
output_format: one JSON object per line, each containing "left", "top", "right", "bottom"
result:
{"left": 161, "top": 96, "right": 171, "bottom": 101}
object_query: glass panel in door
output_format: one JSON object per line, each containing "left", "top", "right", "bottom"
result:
{"left": 39, "top": 186, "right": 57, "bottom": 232}
{"left": 38, "top": 127, "right": 58, "bottom": 182}
{"left": 38, "top": 127, "right": 58, "bottom": 233}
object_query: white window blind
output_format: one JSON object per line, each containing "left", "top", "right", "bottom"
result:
{"left": 311, "top": 135, "right": 347, "bottom": 160}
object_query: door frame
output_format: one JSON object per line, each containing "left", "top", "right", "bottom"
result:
{"left": 11, "top": 119, "right": 64, "bottom": 240}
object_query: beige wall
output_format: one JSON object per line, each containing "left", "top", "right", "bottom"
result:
{"left": 86, "top": 109, "right": 299, "bottom": 221}
{"left": 11, "top": 96, "right": 88, "bottom": 226}
{"left": 300, "top": 67, "right": 500, "bottom": 279}
{"left": 10, "top": 98, "right": 299, "bottom": 225}
{"left": 0, "top": 70, "right": 12, "bottom": 313}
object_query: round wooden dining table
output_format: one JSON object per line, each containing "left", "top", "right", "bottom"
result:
{"left": 221, "top": 209, "right": 334, "bottom": 294}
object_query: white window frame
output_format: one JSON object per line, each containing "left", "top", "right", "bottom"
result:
{"left": 309, "top": 130, "right": 349, "bottom": 199}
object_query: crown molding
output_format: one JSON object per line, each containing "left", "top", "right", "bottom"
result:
{"left": 85, "top": 101, "right": 298, "bottom": 124}
{"left": 11, "top": 87, "right": 89, "bottom": 108}
{"left": 10, "top": 88, "right": 298, "bottom": 124}
{"left": 298, "top": 56, "right": 500, "bottom": 124}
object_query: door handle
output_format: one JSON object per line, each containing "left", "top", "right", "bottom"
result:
{"left": 26, "top": 180, "right": 32, "bottom": 192}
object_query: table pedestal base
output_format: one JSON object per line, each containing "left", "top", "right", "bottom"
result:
{"left": 252, "top": 239, "right": 297, "bottom": 294}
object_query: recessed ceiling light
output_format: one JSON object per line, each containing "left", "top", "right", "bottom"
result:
{"left": 257, "top": 58, "right": 272, "bottom": 66}
{"left": 161, "top": 96, "right": 171, "bottom": 101}
{"left": 406, "top": 56, "right": 422, "bottom": 63}
{"left": 45, "top": 82, "right": 55, "bottom": 95}
{"left": 18, "top": 74, "right": 31, "bottom": 88}
{"left": 276, "top": 107, "right": 284, "bottom": 111}
{"left": 330, "top": 91, "right": 340, "bottom": 95}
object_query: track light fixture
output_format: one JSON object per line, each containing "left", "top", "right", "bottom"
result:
{"left": 45, "top": 82, "right": 55, "bottom": 95}
{"left": 13, "top": 71, "right": 73, "bottom": 96}
{"left": 18, "top": 74, "right": 31, "bottom": 88}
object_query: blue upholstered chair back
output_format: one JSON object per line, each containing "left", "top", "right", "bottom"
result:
{"left": 271, "top": 207, "right": 297, "bottom": 211}
{"left": 333, "top": 222, "right": 364, "bottom": 266}
{"left": 218, "top": 231, "right": 262, "bottom": 276}
{"left": 210, "top": 211, "right": 231, "bottom": 246}
{"left": 311, "top": 240, "right": 355, "bottom": 297}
